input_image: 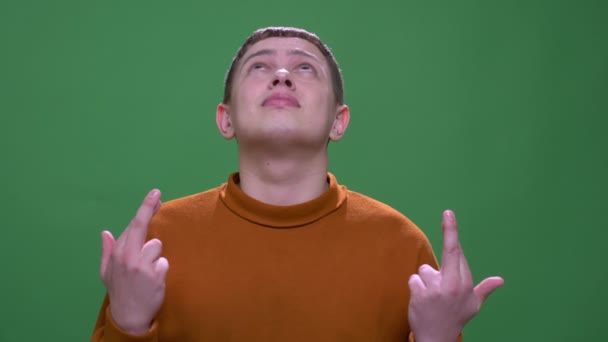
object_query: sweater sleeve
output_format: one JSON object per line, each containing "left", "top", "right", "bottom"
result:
{"left": 90, "top": 294, "right": 159, "bottom": 342}
{"left": 407, "top": 331, "right": 463, "bottom": 342}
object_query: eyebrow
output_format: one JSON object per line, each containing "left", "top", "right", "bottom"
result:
{"left": 241, "top": 48, "right": 322, "bottom": 67}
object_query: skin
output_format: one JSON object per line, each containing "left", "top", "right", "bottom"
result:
{"left": 99, "top": 37, "right": 351, "bottom": 334}
{"left": 408, "top": 210, "right": 504, "bottom": 342}
{"left": 216, "top": 37, "right": 350, "bottom": 205}
{"left": 99, "top": 36, "right": 503, "bottom": 339}
{"left": 100, "top": 189, "right": 166, "bottom": 334}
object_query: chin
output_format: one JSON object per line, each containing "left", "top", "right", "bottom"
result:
{"left": 240, "top": 129, "right": 324, "bottom": 149}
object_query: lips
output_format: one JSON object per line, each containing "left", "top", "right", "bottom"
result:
{"left": 262, "top": 93, "right": 300, "bottom": 108}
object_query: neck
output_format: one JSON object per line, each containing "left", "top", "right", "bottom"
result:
{"left": 237, "top": 147, "right": 329, "bottom": 206}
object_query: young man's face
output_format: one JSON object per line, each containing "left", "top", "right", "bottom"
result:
{"left": 217, "top": 37, "right": 348, "bottom": 148}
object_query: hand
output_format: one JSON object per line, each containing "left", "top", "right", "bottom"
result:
{"left": 100, "top": 189, "right": 169, "bottom": 334}
{"left": 407, "top": 210, "right": 504, "bottom": 342}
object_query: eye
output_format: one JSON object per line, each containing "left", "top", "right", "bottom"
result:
{"left": 251, "top": 62, "right": 267, "bottom": 71}
{"left": 297, "top": 63, "right": 315, "bottom": 72}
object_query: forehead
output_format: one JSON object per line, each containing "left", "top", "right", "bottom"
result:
{"left": 243, "top": 37, "right": 326, "bottom": 62}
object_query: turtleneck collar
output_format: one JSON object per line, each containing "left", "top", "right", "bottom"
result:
{"left": 219, "top": 172, "right": 347, "bottom": 228}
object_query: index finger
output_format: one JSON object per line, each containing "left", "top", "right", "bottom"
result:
{"left": 124, "top": 189, "right": 162, "bottom": 250}
{"left": 441, "top": 210, "right": 462, "bottom": 282}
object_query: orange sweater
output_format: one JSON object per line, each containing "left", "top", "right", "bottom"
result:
{"left": 91, "top": 173, "right": 442, "bottom": 342}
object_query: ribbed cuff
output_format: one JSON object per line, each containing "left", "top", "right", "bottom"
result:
{"left": 103, "top": 307, "right": 158, "bottom": 342}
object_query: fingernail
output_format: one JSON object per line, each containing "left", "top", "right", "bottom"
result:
{"left": 444, "top": 210, "right": 454, "bottom": 220}
{"left": 150, "top": 189, "right": 160, "bottom": 198}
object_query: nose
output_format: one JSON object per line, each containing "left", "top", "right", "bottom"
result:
{"left": 270, "top": 68, "right": 294, "bottom": 89}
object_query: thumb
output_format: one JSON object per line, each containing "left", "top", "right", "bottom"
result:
{"left": 474, "top": 276, "right": 504, "bottom": 302}
{"left": 100, "top": 230, "right": 115, "bottom": 280}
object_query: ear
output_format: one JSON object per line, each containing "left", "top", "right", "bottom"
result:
{"left": 216, "top": 103, "right": 235, "bottom": 139}
{"left": 329, "top": 104, "right": 350, "bottom": 142}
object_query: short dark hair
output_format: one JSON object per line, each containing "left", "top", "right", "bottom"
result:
{"left": 223, "top": 27, "right": 344, "bottom": 105}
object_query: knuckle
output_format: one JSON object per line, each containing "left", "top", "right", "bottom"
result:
{"left": 408, "top": 273, "right": 418, "bottom": 283}
{"left": 125, "top": 261, "right": 143, "bottom": 274}
{"left": 149, "top": 238, "right": 162, "bottom": 248}
{"left": 418, "top": 288, "right": 436, "bottom": 301}
{"left": 445, "top": 284, "right": 461, "bottom": 296}
{"left": 144, "top": 239, "right": 163, "bottom": 253}
{"left": 418, "top": 264, "right": 437, "bottom": 275}
{"left": 114, "top": 252, "right": 135, "bottom": 269}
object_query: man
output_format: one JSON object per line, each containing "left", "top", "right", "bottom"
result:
{"left": 91, "top": 27, "right": 503, "bottom": 342}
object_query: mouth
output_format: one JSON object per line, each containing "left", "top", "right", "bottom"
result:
{"left": 262, "top": 93, "right": 301, "bottom": 108}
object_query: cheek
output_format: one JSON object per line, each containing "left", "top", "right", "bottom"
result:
{"left": 233, "top": 81, "right": 263, "bottom": 106}
{"left": 310, "top": 90, "right": 335, "bottom": 113}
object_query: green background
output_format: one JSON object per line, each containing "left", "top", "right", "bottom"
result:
{"left": 1, "top": 0, "right": 606, "bottom": 341}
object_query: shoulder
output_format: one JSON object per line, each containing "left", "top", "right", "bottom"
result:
{"left": 162, "top": 186, "right": 223, "bottom": 214}
{"left": 342, "top": 188, "right": 438, "bottom": 269}
{"left": 344, "top": 189, "right": 429, "bottom": 244}
{"left": 148, "top": 184, "right": 224, "bottom": 229}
